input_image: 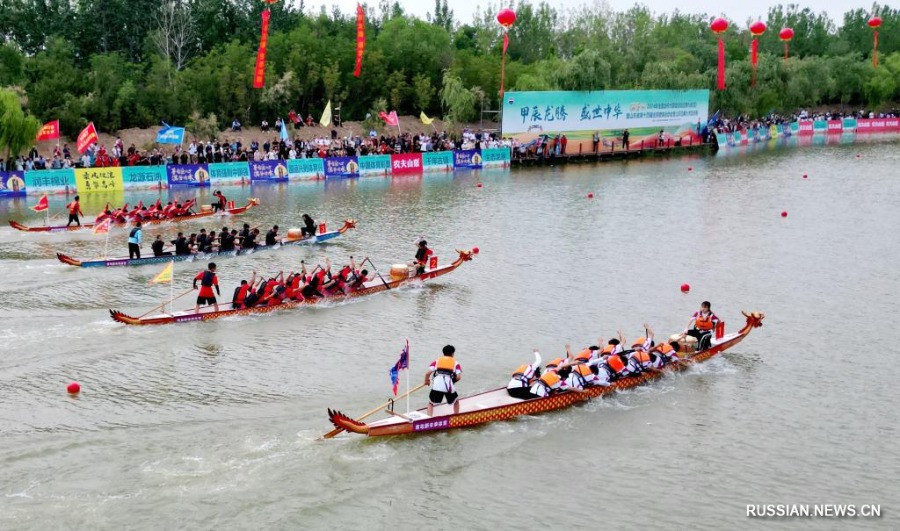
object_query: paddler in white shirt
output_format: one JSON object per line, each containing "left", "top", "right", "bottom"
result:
{"left": 425, "top": 345, "right": 462, "bottom": 415}
{"left": 507, "top": 349, "right": 542, "bottom": 399}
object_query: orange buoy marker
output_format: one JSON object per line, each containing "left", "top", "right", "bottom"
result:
{"left": 781, "top": 211, "right": 788, "bottom": 218}
{"left": 587, "top": 192, "right": 594, "bottom": 198}
{"left": 472, "top": 247, "right": 480, "bottom": 254}
{"left": 476, "top": 182, "right": 483, "bottom": 188}
{"left": 680, "top": 283, "right": 690, "bottom": 294}
{"left": 67, "top": 382, "right": 81, "bottom": 395}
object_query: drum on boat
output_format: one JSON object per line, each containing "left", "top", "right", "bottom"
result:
{"left": 286, "top": 228, "right": 305, "bottom": 241}
{"left": 390, "top": 264, "right": 413, "bottom": 280}
{"left": 200, "top": 205, "right": 213, "bottom": 213}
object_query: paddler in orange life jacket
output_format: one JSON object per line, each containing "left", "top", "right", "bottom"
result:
{"left": 65, "top": 195, "right": 84, "bottom": 227}
{"left": 414, "top": 240, "right": 432, "bottom": 275}
{"left": 684, "top": 301, "right": 719, "bottom": 351}
{"left": 231, "top": 271, "right": 256, "bottom": 309}
{"left": 507, "top": 349, "right": 542, "bottom": 399}
{"left": 628, "top": 324, "right": 664, "bottom": 370}
{"left": 425, "top": 345, "right": 462, "bottom": 415}
{"left": 193, "top": 262, "right": 220, "bottom": 313}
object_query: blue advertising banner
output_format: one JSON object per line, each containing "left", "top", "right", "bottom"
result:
{"left": 422, "top": 151, "right": 454, "bottom": 170}
{"left": 286, "top": 158, "right": 324, "bottom": 179}
{"left": 167, "top": 164, "right": 210, "bottom": 187}
{"left": 842, "top": 118, "right": 858, "bottom": 131}
{"left": 208, "top": 162, "right": 250, "bottom": 184}
{"left": 453, "top": 150, "right": 483, "bottom": 169}
{"left": 122, "top": 166, "right": 167, "bottom": 188}
{"left": 358, "top": 155, "right": 391, "bottom": 174}
{"left": 324, "top": 156, "right": 359, "bottom": 178}
{"left": 249, "top": 160, "right": 289, "bottom": 182}
{"left": 0, "top": 171, "right": 26, "bottom": 196}
{"left": 480, "top": 148, "right": 511, "bottom": 166}
{"left": 24, "top": 168, "right": 75, "bottom": 193}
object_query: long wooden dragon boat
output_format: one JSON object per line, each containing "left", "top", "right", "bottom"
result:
{"left": 57, "top": 220, "right": 356, "bottom": 268}
{"left": 9, "top": 199, "right": 259, "bottom": 233}
{"left": 327, "top": 311, "right": 765, "bottom": 438}
{"left": 109, "top": 248, "right": 477, "bottom": 325}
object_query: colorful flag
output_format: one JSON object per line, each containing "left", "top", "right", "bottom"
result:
{"left": 280, "top": 117, "right": 289, "bottom": 141}
{"left": 419, "top": 112, "right": 434, "bottom": 125}
{"left": 148, "top": 261, "right": 174, "bottom": 284}
{"left": 76, "top": 122, "right": 98, "bottom": 154}
{"left": 31, "top": 194, "right": 49, "bottom": 212}
{"left": 379, "top": 111, "right": 399, "bottom": 127}
{"left": 354, "top": 4, "right": 366, "bottom": 78}
{"left": 253, "top": 9, "right": 271, "bottom": 88}
{"left": 389, "top": 340, "right": 410, "bottom": 395}
{"left": 503, "top": 33, "right": 510, "bottom": 54}
{"left": 320, "top": 101, "right": 332, "bottom": 128}
{"left": 156, "top": 122, "right": 185, "bottom": 144}
{"left": 36, "top": 120, "right": 60, "bottom": 142}
{"left": 92, "top": 217, "right": 111, "bottom": 234}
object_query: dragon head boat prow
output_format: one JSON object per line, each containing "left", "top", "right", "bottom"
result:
{"left": 742, "top": 310, "right": 766, "bottom": 328}
{"left": 328, "top": 409, "right": 370, "bottom": 435}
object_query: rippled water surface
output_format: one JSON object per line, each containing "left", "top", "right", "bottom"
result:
{"left": 1, "top": 140, "right": 899, "bottom": 529}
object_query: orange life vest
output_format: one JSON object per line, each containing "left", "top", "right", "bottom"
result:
{"left": 434, "top": 356, "right": 456, "bottom": 374}
{"left": 573, "top": 364, "right": 593, "bottom": 377}
{"left": 546, "top": 357, "right": 564, "bottom": 369}
{"left": 575, "top": 348, "right": 593, "bottom": 362}
{"left": 601, "top": 345, "right": 615, "bottom": 355}
{"left": 607, "top": 354, "right": 627, "bottom": 374}
{"left": 539, "top": 371, "right": 561, "bottom": 388}
{"left": 695, "top": 312, "right": 714, "bottom": 330}
{"left": 632, "top": 352, "right": 652, "bottom": 365}
{"left": 512, "top": 364, "right": 530, "bottom": 377}
{"left": 659, "top": 343, "right": 676, "bottom": 355}
{"left": 632, "top": 337, "right": 647, "bottom": 348}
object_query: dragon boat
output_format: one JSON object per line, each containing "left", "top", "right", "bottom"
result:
{"left": 9, "top": 199, "right": 259, "bottom": 233}
{"left": 57, "top": 220, "right": 356, "bottom": 268}
{"left": 326, "top": 311, "right": 765, "bottom": 438}
{"left": 110, "top": 248, "right": 477, "bottom": 325}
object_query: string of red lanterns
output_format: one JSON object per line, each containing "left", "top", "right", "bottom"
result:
{"left": 779, "top": 27, "right": 795, "bottom": 60}
{"left": 749, "top": 21, "right": 766, "bottom": 86}
{"left": 868, "top": 16, "right": 882, "bottom": 68}
{"left": 710, "top": 18, "right": 729, "bottom": 91}
{"left": 497, "top": 8, "right": 516, "bottom": 99}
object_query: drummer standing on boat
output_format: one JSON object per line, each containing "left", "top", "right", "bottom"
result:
{"left": 414, "top": 240, "right": 432, "bottom": 275}
{"left": 193, "top": 262, "right": 220, "bottom": 313}
{"left": 425, "top": 345, "right": 462, "bottom": 416}
{"left": 128, "top": 222, "right": 142, "bottom": 259}
{"left": 66, "top": 195, "right": 84, "bottom": 227}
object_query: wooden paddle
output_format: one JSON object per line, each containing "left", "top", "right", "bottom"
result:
{"left": 321, "top": 383, "right": 427, "bottom": 439}
{"left": 138, "top": 288, "right": 194, "bottom": 318}
{"left": 361, "top": 256, "right": 391, "bottom": 290}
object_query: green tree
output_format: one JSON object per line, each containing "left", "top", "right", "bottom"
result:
{"left": 439, "top": 70, "right": 476, "bottom": 122}
{"left": 0, "top": 88, "right": 42, "bottom": 160}
{"left": 412, "top": 72, "right": 435, "bottom": 112}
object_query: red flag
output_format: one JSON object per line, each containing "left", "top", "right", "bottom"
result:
{"left": 503, "top": 33, "right": 509, "bottom": 54}
{"left": 354, "top": 4, "right": 366, "bottom": 78}
{"left": 717, "top": 37, "right": 726, "bottom": 91}
{"left": 253, "top": 9, "right": 271, "bottom": 89}
{"left": 31, "top": 194, "right": 49, "bottom": 212}
{"left": 76, "top": 122, "right": 98, "bottom": 154}
{"left": 92, "top": 218, "right": 111, "bottom": 235}
{"left": 36, "top": 120, "right": 60, "bottom": 142}
{"left": 379, "top": 111, "right": 399, "bottom": 127}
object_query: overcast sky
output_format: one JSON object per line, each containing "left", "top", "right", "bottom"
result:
{"left": 306, "top": 0, "right": 876, "bottom": 27}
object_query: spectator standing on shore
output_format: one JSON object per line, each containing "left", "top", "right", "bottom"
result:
{"left": 622, "top": 129, "right": 630, "bottom": 150}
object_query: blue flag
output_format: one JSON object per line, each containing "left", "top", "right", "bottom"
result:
{"left": 157, "top": 122, "right": 185, "bottom": 144}
{"left": 389, "top": 340, "right": 409, "bottom": 395}
{"left": 280, "top": 118, "right": 289, "bottom": 142}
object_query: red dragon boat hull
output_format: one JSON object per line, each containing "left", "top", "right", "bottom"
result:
{"left": 9, "top": 199, "right": 259, "bottom": 232}
{"left": 327, "top": 312, "right": 765, "bottom": 437}
{"left": 110, "top": 249, "right": 476, "bottom": 325}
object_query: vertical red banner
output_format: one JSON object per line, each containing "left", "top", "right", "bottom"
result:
{"left": 873, "top": 30, "right": 879, "bottom": 68}
{"left": 750, "top": 39, "right": 758, "bottom": 87}
{"left": 354, "top": 4, "right": 365, "bottom": 78}
{"left": 253, "top": 9, "right": 271, "bottom": 89}
{"left": 717, "top": 37, "right": 726, "bottom": 91}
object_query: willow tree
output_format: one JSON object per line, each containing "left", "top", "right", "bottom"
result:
{"left": 0, "top": 89, "right": 42, "bottom": 161}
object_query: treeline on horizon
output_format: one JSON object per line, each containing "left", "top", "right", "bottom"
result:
{"left": 1, "top": 0, "right": 899, "bottom": 139}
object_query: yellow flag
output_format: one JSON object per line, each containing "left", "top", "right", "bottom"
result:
{"left": 420, "top": 112, "right": 434, "bottom": 125}
{"left": 320, "top": 100, "right": 332, "bottom": 127}
{"left": 148, "top": 261, "right": 173, "bottom": 284}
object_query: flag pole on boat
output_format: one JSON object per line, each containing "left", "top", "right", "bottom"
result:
{"left": 406, "top": 338, "right": 410, "bottom": 417}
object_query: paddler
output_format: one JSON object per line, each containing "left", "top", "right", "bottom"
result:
{"left": 414, "top": 240, "right": 432, "bottom": 275}
{"left": 231, "top": 271, "right": 256, "bottom": 309}
{"left": 193, "top": 262, "right": 220, "bottom": 313}
{"left": 425, "top": 345, "right": 462, "bottom": 416}
{"left": 151, "top": 235, "right": 171, "bottom": 257}
{"left": 128, "top": 222, "right": 143, "bottom": 259}
{"left": 507, "top": 349, "right": 542, "bottom": 399}
{"left": 65, "top": 195, "right": 84, "bottom": 227}
{"left": 265, "top": 225, "right": 279, "bottom": 246}
{"left": 684, "top": 301, "right": 719, "bottom": 351}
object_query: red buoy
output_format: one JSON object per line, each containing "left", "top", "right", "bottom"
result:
{"left": 781, "top": 211, "right": 788, "bottom": 218}
{"left": 587, "top": 192, "right": 594, "bottom": 198}
{"left": 688, "top": 167, "right": 693, "bottom": 171}
{"left": 476, "top": 182, "right": 483, "bottom": 188}
{"left": 680, "top": 283, "right": 690, "bottom": 293}
{"left": 472, "top": 247, "right": 480, "bottom": 254}
{"left": 802, "top": 174, "right": 808, "bottom": 179}
{"left": 67, "top": 382, "right": 81, "bottom": 395}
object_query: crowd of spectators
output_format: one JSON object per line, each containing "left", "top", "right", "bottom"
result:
{"left": 711, "top": 108, "right": 900, "bottom": 135}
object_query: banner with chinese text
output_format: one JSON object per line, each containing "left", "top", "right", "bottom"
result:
{"left": 167, "top": 164, "right": 211, "bottom": 187}
{"left": 74, "top": 167, "right": 124, "bottom": 193}
{"left": 122, "top": 166, "right": 167, "bottom": 189}
{"left": 0, "top": 171, "right": 26, "bottom": 196}
{"left": 324, "top": 157, "right": 359, "bottom": 178}
{"left": 390, "top": 153, "right": 423, "bottom": 174}
{"left": 208, "top": 162, "right": 250, "bottom": 184}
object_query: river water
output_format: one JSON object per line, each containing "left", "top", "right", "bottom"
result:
{"left": 1, "top": 140, "right": 898, "bottom": 529}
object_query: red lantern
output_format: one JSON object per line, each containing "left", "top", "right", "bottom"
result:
{"left": 710, "top": 18, "right": 729, "bottom": 91}
{"left": 779, "top": 27, "right": 794, "bottom": 60}
{"left": 869, "top": 16, "right": 882, "bottom": 67}
{"left": 497, "top": 8, "right": 517, "bottom": 99}
{"left": 749, "top": 21, "right": 766, "bottom": 87}
{"left": 497, "top": 8, "right": 516, "bottom": 27}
